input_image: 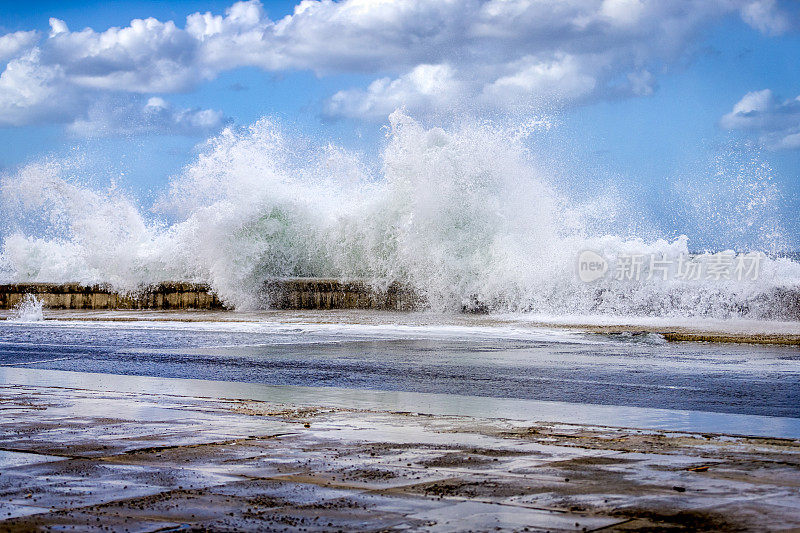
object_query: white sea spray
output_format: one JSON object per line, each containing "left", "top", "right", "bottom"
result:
{"left": 9, "top": 294, "right": 44, "bottom": 322}
{"left": 1, "top": 112, "right": 798, "bottom": 317}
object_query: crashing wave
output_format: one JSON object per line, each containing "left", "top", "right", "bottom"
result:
{"left": 0, "top": 112, "right": 798, "bottom": 318}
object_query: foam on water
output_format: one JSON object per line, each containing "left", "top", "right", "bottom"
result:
{"left": 0, "top": 317, "right": 592, "bottom": 346}
{"left": 1, "top": 111, "right": 798, "bottom": 318}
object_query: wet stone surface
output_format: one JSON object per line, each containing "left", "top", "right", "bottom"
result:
{"left": 0, "top": 384, "right": 799, "bottom": 532}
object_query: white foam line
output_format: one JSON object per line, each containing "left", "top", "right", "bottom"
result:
{"left": 0, "top": 319, "right": 602, "bottom": 345}
{"left": 0, "top": 357, "right": 76, "bottom": 366}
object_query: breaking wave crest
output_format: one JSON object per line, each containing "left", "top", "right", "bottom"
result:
{"left": 1, "top": 111, "right": 798, "bottom": 318}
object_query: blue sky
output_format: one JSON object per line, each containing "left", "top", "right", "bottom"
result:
{"left": 0, "top": 0, "right": 798, "bottom": 249}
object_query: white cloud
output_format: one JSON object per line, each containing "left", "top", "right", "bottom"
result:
{"left": 721, "top": 89, "right": 800, "bottom": 150}
{"left": 0, "top": 47, "right": 225, "bottom": 134}
{"left": 48, "top": 18, "right": 68, "bottom": 37}
{"left": 627, "top": 70, "right": 656, "bottom": 97}
{"left": 0, "top": 49, "right": 79, "bottom": 126}
{"left": 0, "top": 0, "right": 795, "bottom": 126}
{"left": 0, "top": 31, "right": 38, "bottom": 62}
{"left": 600, "top": 0, "right": 647, "bottom": 26}
{"left": 67, "top": 96, "right": 227, "bottom": 138}
{"left": 483, "top": 54, "right": 598, "bottom": 104}
{"left": 326, "top": 64, "right": 465, "bottom": 119}
{"left": 44, "top": 16, "right": 202, "bottom": 93}
{"left": 740, "top": 0, "right": 792, "bottom": 36}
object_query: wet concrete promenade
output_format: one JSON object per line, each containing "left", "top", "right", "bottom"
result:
{"left": 1, "top": 370, "right": 799, "bottom": 532}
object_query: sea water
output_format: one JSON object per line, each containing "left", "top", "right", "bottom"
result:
{"left": 0, "top": 314, "right": 797, "bottom": 419}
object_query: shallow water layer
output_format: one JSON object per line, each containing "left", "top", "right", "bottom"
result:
{"left": 2, "top": 379, "right": 798, "bottom": 531}
{"left": 1, "top": 313, "right": 798, "bottom": 422}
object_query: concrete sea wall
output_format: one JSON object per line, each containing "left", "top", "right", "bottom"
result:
{"left": 0, "top": 282, "right": 226, "bottom": 310}
{"left": 0, "top": 280, "right": 797, "bottom": 318}
{"left": 261, "top": 279, "right": 418, "bottom": 311}
{"left": 0, "top": 279, "right": 419, "bottom": 311}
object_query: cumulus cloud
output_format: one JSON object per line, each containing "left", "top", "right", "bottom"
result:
{"left": 482, "top": 54, "right": 599, "bottom": 105}
{"left": 0, "top": 47, "right": 225, "bottom": 134}
{"left": 43, "top": 17, "right": 203, "bottom": 93}
{"left": 326, "top": 64, "right": 465, "bottom": 119}
{"left": 0, "top": 0, "right": 795, "bottom": 126}
{"left": 0, "top": 49, "right": 80, "bottom": 126}
{"left": 740, "top": 0, "right": 792, "bottom": 36}
{"left": 67, "top": 96, "right": 228, "bottom": 138}
{"left": 0, "top": 31, "right": 38, "bottom": 62}
{"left": 721, "top": 89, "right": 800, "bottom": 150}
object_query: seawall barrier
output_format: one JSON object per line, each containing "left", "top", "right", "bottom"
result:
{"left": 0, "top": 280, "right": 420, "bottom": 311}
{"left": 0, "top": 282, "right": 226, "bottom": 310}
{"left": 261, "top": 279, "right": 419, "bottom": 311}
{"left": 0, "top": 281, "right": 797, "bottom": 319}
